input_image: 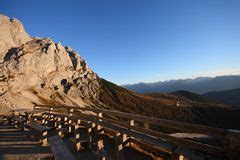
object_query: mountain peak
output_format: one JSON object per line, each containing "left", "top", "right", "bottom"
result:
{"left": 123, "top": 75, "right": 240, "bottom": 94}
{"left": 0, "top": 14, "right": 31, "bottom": 62}
{"left": 0, "top": 15, "right": 100, "bottom": 112}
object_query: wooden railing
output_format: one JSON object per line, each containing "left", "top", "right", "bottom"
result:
{"left": 13, "top": 105, "right": 240, "bottom": 160}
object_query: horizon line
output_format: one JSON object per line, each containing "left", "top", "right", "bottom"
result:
{"left": 120, "top": 73, "right": 240, "bottom": 86}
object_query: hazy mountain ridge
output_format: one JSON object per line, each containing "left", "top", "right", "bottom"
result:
{"left": 100, "top": 79, "right": 240, "bottom": 129}
{"left": 171, "top": 90, "right": 220, "bottom": 103}
{"left": 203, "top": 88, "right": 240, "bottom": 105}
{"left": 123, "top": 75, "right": 240, "bottom": 94}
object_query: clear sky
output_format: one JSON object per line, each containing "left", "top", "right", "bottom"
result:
{"left": 1, "top": 0, "right": 240, "bottom": 85}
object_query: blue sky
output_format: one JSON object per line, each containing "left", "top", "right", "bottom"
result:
{"left": 1, "top": 0, "right": 240, "bottom": 85}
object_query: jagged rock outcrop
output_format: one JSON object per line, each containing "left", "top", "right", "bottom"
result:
{"left": 0, "top": 14, "right": 31, "bottom": 62}
{"left": 0, "top": 15, "right": 100, "bottom": 113}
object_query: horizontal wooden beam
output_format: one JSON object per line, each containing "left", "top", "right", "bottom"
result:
{"left": 33, "top": 104, "right": 240, "bottom": 158}
{"left": 69, "top": 113, "right": 175, "bottom": 154}
{"left": 34, "top": 105, "right": 228, "bottom": 138}
{"left": 102, "top": 117, "right": 226, "bottom": 155}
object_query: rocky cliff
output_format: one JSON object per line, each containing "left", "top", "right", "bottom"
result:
{"left": 0, "top": 14, "right": 31, "bottom": 62}
{"left": 0, "top": 14, "right": 100, "bottom": 113}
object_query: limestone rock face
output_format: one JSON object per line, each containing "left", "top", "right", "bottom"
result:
{"left": 0, "top": 15, "right": 101, "bottom": 112}
{"left": 0, "top": 14, "right": 31, "bottom": 62}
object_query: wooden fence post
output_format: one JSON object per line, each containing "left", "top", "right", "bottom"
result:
{"left": 41, "top": 116, "right": 46, "bottom": 124}
{"left": 56, "top": 117, "right": 64, "bottom": 138}
{"left": 87, "top": 121, "right": 94, "bottom": 149}
{"left": 171, "top": 153, "right": 179, "bottom": 160}
{"left": 54, "top": 115, "right": 58, "bottom": 128}
{"left": 97, "top": 112, "right": 104, "bottom": 133}
{"left": 44, "top": 114, "right": 50, "bottom": 126}
{"left": 42, "top": 130, "right": 48, "bottom": 146}
{"left": 67, "top": 108, "right": 74, "bottom": 133}
{"left": 228, "top": 130, "right": 240, "bottom": 160}
{"left": 114, "top": 132, "right": 121, "bottom": 160}
{"left": 143, "top": 122, "right": 149, "bottom": 129}
{"left": 114, "top": 132, "right": 130, "bottom": 160}
{"left": 74, "top": 119, "right": 82, "bottom": 151}
{"left": 26, "top": 113, "right": 31, "bottom": 124}
{"left": 128, "top": 120, "right": 135, "bottom": 146}
{"left": 33, "top": 116, "right": 37, "bottom": 122}
{"left": 49, "top": 107, "right": 53, "bottom": 114}
{"left": 68, "top": 108, "right": 74, "bottom": 116}
{"left": 68, "top": 119, "right": 73, "bottom": 133}
{"left": 96, "top": 139, "right": 106, "bottom": 160}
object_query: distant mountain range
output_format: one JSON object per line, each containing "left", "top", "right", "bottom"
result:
{"left": 123, "top": 75, "right": 240, "bottom": 94}
{"left": 203, "top": 88, "right": 240, "bottom": 105}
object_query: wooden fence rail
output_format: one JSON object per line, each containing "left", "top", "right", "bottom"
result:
{"left": 10, "top": 105, "right": 240, "bottom": 160}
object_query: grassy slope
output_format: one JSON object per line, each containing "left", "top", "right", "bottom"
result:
{"left": 203, "top": 88, "right": 240, "bottom": 105}
{"left": 170, "top": 90, "right": 221, "bottom": 103}
{"left": 99, "top": 79, "right": 240, "bottom": 129}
